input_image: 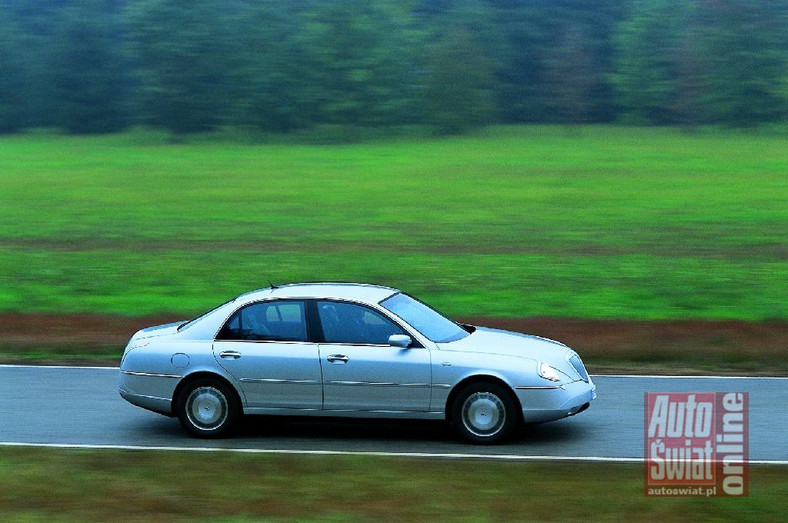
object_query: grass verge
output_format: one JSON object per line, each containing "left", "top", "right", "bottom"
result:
{"left": 1, "top": 126, "right": 786, "bottom": 320}
{"left": 0, "top": 448, "right": 784, "bottom": 521}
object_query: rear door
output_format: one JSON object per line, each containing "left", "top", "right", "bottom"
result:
{"left": 213, "top": 300, "right": 321, "bottom": 409}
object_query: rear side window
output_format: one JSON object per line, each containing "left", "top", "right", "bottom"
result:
{"left": 217, "top": 300, "right": 307, "bottom": 342}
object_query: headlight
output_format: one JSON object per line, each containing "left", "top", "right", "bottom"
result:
{"left": 538, "top": 362, "right": 561, "bottom": 382}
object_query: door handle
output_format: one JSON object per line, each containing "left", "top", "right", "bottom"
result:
{"left": 219, "top": 350, "right": 242, "bottom": 359}
{"left": 327, "top": 354, "right": 348, "bottom": 363}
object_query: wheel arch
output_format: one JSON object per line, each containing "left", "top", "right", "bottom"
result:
{"left": 171, "top": 371, "right": 245, "bottom": 414}
{"left": 444, "top": 374, "right": 523, "bottom": 422}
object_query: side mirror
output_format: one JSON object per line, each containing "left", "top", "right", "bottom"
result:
{"left": 388, "top": 334, "right": 412, "bottom": 348}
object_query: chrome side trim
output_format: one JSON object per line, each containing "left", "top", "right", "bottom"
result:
{"left": 217, "top": 339, "right": 318, "bottom": 345}
{"left": 515, "top": 385, "right": 563, "bottom": 390}
{"left": 238, "top": 378, "right": 320, "bottom": 385}
{"left": 121, "top": 391, "right": 171, "bottom": 402}
{"left": 326, "top": 381, "right": 431, "bottom": 388}
{"left": 120, "top": 370, "right": 181, "bottom": 379}
{"left": 243, "top": 406, "right": 445, "bottom": 420}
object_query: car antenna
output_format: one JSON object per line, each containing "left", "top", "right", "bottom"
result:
{"left": 268, "top": 279, "right": 278, "bottom": 289}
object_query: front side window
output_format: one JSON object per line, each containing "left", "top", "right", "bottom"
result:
{"left": 317, "top": 301, "right": 406, "bottom": 345}
{"left": 217, "top": 300, "right": 307, "bottom": 342}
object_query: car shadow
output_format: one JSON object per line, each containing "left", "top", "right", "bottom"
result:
{"left": 232, "top": 414, "right": 590, "bottom": 447}
{"left": 123, "top": 411, "right": 591, "bottom": 449}
{"left": 513, "top": 419, "right": 590, "bottom": 445}
{"left": 237, "top": 415, "right": 454, "bottom": 443}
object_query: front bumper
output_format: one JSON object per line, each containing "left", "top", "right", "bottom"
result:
{"left": 516, "top": 377, "right": 596, "bottom": 423}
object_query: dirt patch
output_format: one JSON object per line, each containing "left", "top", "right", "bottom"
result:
{"left": 460, "top": 316, "right": 787, "bottom": 358}
{"left": 0, "top": 313, "right": 786, "bottom": 375}
{"left": 458, "top": 317, "right": 787, "bottom": 375}
{"left": 0, "top": 313, "right": 183, "bottom": 367}
{"left": 0, "top": 312, "right": 183, "bottom": 345}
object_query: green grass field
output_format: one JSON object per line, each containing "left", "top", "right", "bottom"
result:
{"left": 1, "top": 126, "right": 785, "bottom": 320}
{"left": 0, "top": 448, "right": 784, "bottom": 521}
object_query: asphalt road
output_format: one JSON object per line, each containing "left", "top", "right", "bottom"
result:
{"left": 1, "top": 365, "right": 786, "bottom": 462}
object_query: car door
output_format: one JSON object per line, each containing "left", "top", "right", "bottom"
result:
{"left": 213, "top": 299, "right": 321, "bottom": 409}
{"left": 316, "top": 300, "right": 432, "bottom": 412}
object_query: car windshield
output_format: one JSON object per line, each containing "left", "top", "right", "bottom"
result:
{"left": 379, "top": 293, "right": 469, "bottom": 343}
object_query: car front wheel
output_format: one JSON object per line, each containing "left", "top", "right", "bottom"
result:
{"left": 176, "top": 378, "right": 240, "bottom": 438}
{"left": 451, "top": 383, "right": 518, "bottom": 444}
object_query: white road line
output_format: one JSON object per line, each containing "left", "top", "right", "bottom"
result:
{"left": 0, "top": 364, "right": 119, "bottom": 370}
{"left": 0, "top": 441, "right": 786, "bottom": 465}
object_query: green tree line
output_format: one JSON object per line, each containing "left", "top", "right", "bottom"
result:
{"left": 1, "top": 0, "right": 786, "bottom": 135}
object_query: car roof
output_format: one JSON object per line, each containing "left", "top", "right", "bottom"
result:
{"left": 237, "top": 282, "right": 400, "bottom": 305}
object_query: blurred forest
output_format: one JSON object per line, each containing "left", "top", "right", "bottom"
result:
{"left": 0, "top": 0, "right": 786, "bottom": 135}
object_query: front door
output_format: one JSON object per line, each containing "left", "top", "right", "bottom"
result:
{"left": 316, "top": 300, "right": 432, "bottom": 412}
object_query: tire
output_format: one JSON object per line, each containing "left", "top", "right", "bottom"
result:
{"left": 451, "top": 382, "right": 518, "bottom": 444}
{"left": 175, "top": 378, "right": 240, "bottom": 438}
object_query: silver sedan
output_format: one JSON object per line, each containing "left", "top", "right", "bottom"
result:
{"left": 119, "top": 283, "right": 596, "bottom": 444}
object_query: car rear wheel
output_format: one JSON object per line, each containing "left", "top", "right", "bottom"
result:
{"left": 451, "top": 383, "right": 518, "bottom": 444}
{"left": 176, "top": 378, "right": 240, "bottom": 438}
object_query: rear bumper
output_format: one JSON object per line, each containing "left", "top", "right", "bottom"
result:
{"left": 118, "top": 370, "right": 179, "bottom": 416}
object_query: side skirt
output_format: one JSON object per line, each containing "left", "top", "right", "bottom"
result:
{"left": 243, "top": 407, "right": 445, "bottom": 420}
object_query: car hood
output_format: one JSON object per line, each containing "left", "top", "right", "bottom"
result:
{"left": 436, "top": 326, "right": 581, "bottom": 376}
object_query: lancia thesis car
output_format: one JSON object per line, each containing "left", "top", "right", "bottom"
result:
{"left": 119, "top": 283, "right": 596, "bottom": 444}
